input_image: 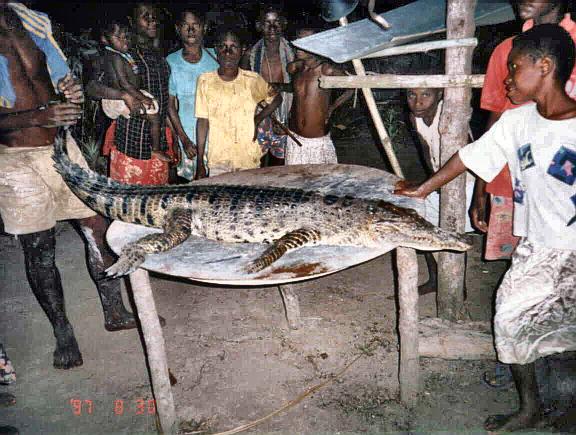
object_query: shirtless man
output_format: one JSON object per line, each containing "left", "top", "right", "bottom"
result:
{"left": 285, "top": 28, "right": 353, "bottom": 165}
{"left": 241, "top": 5, "right": 294, "bottom": 166}
{"left": 0, "top": 2, "right": 136, "bottom": 370}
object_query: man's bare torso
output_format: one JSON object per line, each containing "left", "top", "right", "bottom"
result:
{"left": 289, "top": 60, "right": 330, "bottom": 138}
{"left": 0, "top": 6, "right": 58, "bottom": 147}
{"left": 259, "top": 48, "right": 284, "bottom": 84}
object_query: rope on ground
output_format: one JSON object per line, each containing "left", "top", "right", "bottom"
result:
{"left": 180, "top": 353, "right": 365, "bottom": 435}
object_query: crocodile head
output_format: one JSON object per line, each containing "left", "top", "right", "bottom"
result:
{"left": 369, "top": 201, "right": 472, "bottom": 252}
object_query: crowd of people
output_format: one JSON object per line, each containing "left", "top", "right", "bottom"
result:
{"left": 0, "top": 0, "right": 574, "bottom": 434}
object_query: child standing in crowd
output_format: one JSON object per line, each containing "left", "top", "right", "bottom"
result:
{"left": 285, "top": 27, "right": 353, "bottom": 165}
{"left": 472, "top": 0, "right": 576, "bottom": 260}
{"left": 242, "top": 5, "right": 294, "bottom": 166}
{"left": 87, "top": 3, "right": 172, "bottom": 186}
{"left": 99, "top": 20, "right": 167, "bottom": 164}
{"left": 195, "top": 27, "right": 282, "bottom": 178}
{"left": 406, "top": 86, "right": 476, "bottom": 293}
{"left": 167, "top": 9, "right": 218, "bottom": 181}
{"left": 396, "top": 25, "right": 576, "bottom": 432}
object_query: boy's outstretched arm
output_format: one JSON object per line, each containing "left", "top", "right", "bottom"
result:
{"left": 322, "top": 63, "right": 354, "bottom": 120}
{"left": 394, "top": 152, "right": 467, "bottom": 199}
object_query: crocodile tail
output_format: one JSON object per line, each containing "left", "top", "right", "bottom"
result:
{"left": 52, "top": 132, "right": 137, "bottom": 219}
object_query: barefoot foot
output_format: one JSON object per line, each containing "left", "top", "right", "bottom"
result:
{"left": 105, "top": 312, "right": 166, "bottom": 332}
{"left": 484, "top": 410, "right": 542, "bottom": 432}
{"left": 53, "top": 324, "right": 83, "bottom": 369}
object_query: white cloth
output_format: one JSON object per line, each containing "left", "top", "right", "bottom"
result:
{"left": 459, "top": 103, "right": 576, "bottom": 251}
{"left": 415, "top": 100, "right": 443, "bottom": 172}
{"left": 285, "top": 133, "right": 337, "bottom": 165}
{"left": 101, "top": 90, "right": 158, "bottom": 120}
{"left": 424, "top": 180, "right": 475, "bottom": 233}
{"left": 494, "top": 238, "right": 576, "bottom": 364}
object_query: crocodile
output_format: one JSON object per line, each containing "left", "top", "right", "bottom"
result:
{"left": 52, "top": 136, "right": 471, "bottom": 277}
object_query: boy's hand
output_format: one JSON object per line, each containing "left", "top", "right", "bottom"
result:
{"left": 36, "top": 102, "right": 83, "bottom": 128}
{"left": 137, "top": 94, "right": 156, "bottom": 112}
{"left": 393, "top": 180, "right": 427, "bottom": 198}
{"left": 183, "top": 139, "right": 197, "bottom": 159}
{"left": 57, "top": 73, "right": 84, "bottom": 104}
{"left": 253, "top": 114, "right": 265, "bottom": 141}
{"left": 195, "top": 164, "right": 207, "bottom": 180}
{"left": 469, "top": 194, "right": 488, "bottom": 233}
{"left": 152, "top": 150, "right": 171, "bottom": 162}
{"left": 122, "top": 93, "right": 147, "bottom": 115}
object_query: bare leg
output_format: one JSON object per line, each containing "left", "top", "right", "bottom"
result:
{"left": 74, "top": 216, "right": 136, "bottom": 331}
{"left": 418, "top": 252, "right": 437, "bottom": 295}
{"left": 19, "top": 228, "right": 83, "bottom": 369}
{"left": 485, "top": 362, "right": 543, "bottom": 431}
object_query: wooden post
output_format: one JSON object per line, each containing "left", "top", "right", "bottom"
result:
{"left": 396, "top": 248, "right": 420, "bottom": 406}
{"left": 437, "top": 0, "right": 477, "bottom": 320}
{"left": 339, "top": 17, "right": 404, "bottom": 178}
{"left": 129, "top": 269, "right": 177, "bottom": 434}
{"left": 278, "top": 284, "right": 301, "bottom": 330}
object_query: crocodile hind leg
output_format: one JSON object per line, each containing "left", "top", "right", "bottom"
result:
{"left": 246, "top": 228, "right": 321, "bottom": 273}
{"left": 106, "top": 208, "right": 194, "bottom": 277}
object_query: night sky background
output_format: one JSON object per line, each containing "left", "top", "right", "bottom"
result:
{"left": 40, "top": 1, "right": 415, "bottom": 38}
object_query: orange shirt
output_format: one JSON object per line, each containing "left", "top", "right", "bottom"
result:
{"left": 480, "top": 14, "right": 576, "bottom": 196}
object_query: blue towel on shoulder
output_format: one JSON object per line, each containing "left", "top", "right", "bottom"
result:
{"left": 0, "top": 3, "right": 70, "bottom": 108}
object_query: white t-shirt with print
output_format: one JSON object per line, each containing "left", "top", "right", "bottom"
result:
{"left": 459, "top": 103, "right": 576, "bottom": 251}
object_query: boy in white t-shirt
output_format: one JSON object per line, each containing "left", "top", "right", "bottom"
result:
{"left": 397, "top": 24, "right": 576, "bottom": 432}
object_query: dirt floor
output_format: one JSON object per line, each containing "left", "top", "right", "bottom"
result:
{"left": 0, "top": 125, "right": 556, "bottom": 435}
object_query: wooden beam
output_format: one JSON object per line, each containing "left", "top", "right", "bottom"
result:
{"left": 437, "top": 1, "right": 477, "bottom": 321}
{"left": 362, "top": 37, "right": 478, "bottom": 58}
{"left": 338, "top": 17, "right": 404, "bottom": 177}
{"left": 320, "top": 74, "right": 484, "bottom": 89}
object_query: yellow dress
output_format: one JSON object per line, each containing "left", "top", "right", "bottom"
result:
{"left": 195, "top": 70, "right": 272, "bottom": 172}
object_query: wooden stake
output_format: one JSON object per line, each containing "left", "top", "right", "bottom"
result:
{"left": 437, "top": 0, "right": 477, "bottom": 321}
{"left": 320, "top": 74, "right": 484, "bottom": 89}
{"left": 397, "top": 248, "right": 420, "bottom": 406}
{"left": 129, "top": 269, "right": 177, "bottom": 434}
{"left": 339, "top": 17, "right": 404, "bottom": 178}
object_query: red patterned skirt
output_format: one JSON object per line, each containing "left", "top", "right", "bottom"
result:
{"left": 102, "top": 121, "right": 176, "bottom": 186}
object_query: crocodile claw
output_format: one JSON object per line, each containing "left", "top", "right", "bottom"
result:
{"left": 106, "top": 244, "right": 147, "bottom": 277}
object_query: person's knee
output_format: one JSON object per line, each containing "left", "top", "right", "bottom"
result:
{"left": 19, "top": 229, "right": 56, "bottom": 265}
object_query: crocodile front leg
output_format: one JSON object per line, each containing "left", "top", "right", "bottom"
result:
{"left": 106, "top": 208, "right": 194, "bottom": 277}
{"left": 245, "top": 228, "right": 321, "bottom": 273}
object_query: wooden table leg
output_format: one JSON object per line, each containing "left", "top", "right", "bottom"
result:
{"left": 278, "top": 284, "right": 301, "bottom": 330}
{"left": 396, "top": 248, "right": 420, "bottom": 406}
{"left": 129, "top": 268, "right": 177, "bottom": 434}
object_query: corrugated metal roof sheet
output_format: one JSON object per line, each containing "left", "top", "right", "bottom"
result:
{"left": 292, "top": 0, "right": 515, "bottom": 63}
